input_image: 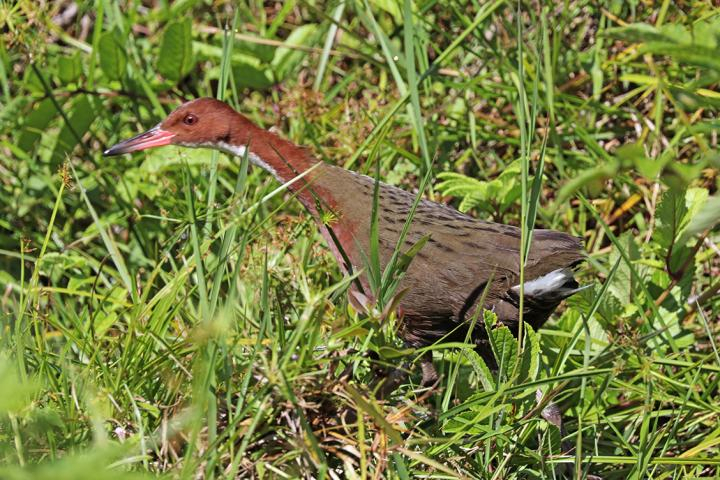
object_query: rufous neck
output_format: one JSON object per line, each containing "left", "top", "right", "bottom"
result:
{"left": 218, "top": 115, "right": 324, "bottom": 211}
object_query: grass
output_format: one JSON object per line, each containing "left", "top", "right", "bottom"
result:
{"left": 1, "top": 0, "right": 720, "bottom": 478}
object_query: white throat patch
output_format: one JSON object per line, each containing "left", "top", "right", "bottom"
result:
{"left": 216, "top": 141, "right": 279, "bottom": 181}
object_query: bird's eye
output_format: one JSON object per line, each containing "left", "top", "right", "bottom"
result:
{"left": 183, "top": 114, "right": 197, "bottom": 125}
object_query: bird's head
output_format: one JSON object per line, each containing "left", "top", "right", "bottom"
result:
{"left": 104, "top": 98, "right": 245, "bottom": 156}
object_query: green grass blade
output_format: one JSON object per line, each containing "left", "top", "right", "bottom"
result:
{"left": 313, "top": 1, "right": 345, "bottom": 92}
{"left": 70, "top": 163, "right": 137, "bottom": 303}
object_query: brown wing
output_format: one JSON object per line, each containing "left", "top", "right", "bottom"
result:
{"left": 316, "top": 165, "right": 584, "bottom": 346}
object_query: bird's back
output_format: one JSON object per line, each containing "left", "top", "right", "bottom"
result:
{"left": 312, "top": 164, "right": 584, "bottom": 348}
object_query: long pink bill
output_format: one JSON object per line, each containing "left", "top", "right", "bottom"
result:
{"left": 103, "top": 125, "right": 175, "bottom": 156}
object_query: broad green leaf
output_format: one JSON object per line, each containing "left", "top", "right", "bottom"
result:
{"left": 51, "top": 95, "right": 95, "bottom": 165}
{"left": 606, "top": 20, "right": 720, "bottom": 70}
{"left": 555, "top": 160, "right": 618, "bottom": 205}
{"left": 598, "top": 293, "right": 623, "bottom": 327}
{"left": 673, "top": 187, "right": 711, "bottom": 246}
{"left": 97, "top": 31, "right": 126, "bottom": 81}
{"left": 193, "top": 42, "right": 273, "bottom": 89}
{"left": 694, "top": 19, "right": 720, "bottom": 48}
{"left": 684, "top": 187, "right": 710, "bottom": 224}
{"left": 22, "top": 65, "right": 45, "bottom": 93}
{"left": 604, "top": 23, "right": 672, "bottom": 44}
{"left": 656, "top": 187, "right": 687, "bottom": 250}
{"left": 94, "top": 311, "right": 118, "bottom": 337}
{"left": 0, "top": 96, "right": 26, "bottom": 132}
{"left": 663, "top": 157, "right": 707, "bottom": 189}
{"left": 655, "top": 188, "right": 707, "bottom": 274}
{"left": 231, "top": 61, "right": 274, "bottom": 89}
{"left": 368, "top": 0, "right": 402, "bottom": 23}
{"left": 608, "top": 232, "right": 640, "bottom": 306}
{"left": 642, "top": 43, "right": 720, "bottom": 71}
{"left": 157, "top": 19, "right": 194, "bottom": 82}
{"left": 235, "top": 38, "right": 275, "bottom": 63}
{"left": 658, "top": 23, "right": 691, "bottom": 44}
{"left": 0, "top": 355, "right": 38, "bottom": 414}
{"left": 678, "top": 194, "right": 720, "bottom": 245}
{"left": 377, "top": 345, "right": 414, "bottom": 359}
{"left": 18, "top": 98, "right": 55, "bottom": 153}
{"left": 57, "top": 53, "right": 83, "bottom": 84}
{"left": 271, "top": 24, "right": 318, "bottom": 81}
{"left": 616, "top": 142, "right": 671, "bottom": 179}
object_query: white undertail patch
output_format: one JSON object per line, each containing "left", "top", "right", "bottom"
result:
{"left": 512, "top": 268, "right": 586, "bottom": 298}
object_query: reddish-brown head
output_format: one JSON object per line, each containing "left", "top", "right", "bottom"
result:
{"left": 104, "top": 98, "right": 248, "bottom": 156}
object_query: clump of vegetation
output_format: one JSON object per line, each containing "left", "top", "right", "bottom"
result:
{"left": 1, "top": 1, "right": 719, "bottom": 478}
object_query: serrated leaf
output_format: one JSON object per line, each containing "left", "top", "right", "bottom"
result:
{"left": 157, "top": 19, "right": 194, "bottom": 82}
{"left": 436, "top": 167, "right": 521, "bottom": 214}
{"left": 655, "top": 188, "right": 709, "bottom": 274}
{"left": 656, "top": 187, "right": 690, "bottom": 250}
{"left": 491, "top": 326, "right": 517, "bottom": 381}
{"left": 519, "top": 323, "right": 540, "bottom": 382}
{"left": 483, "top": 310, "right": 518, "bottom": 382}
{"left": 483, "top": 308, "right": 499, "bottom": 329}
{"left": 97, "top": 31, "right": 126, "bottom": 81}
{"left": 466, "top": 350, "right": 495, "bottom": 391}
{"left": 598, "top": 294, "right": 623, "bottom": 327}
{"left": 436, "top": 172, "right": 487, "bottom": 197}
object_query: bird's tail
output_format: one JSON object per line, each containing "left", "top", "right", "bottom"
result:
{"left": 511, "top": 268, "right": 588, "bottom": 303}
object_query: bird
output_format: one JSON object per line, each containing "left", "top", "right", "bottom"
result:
{"left": 104, "top": 97, "right": 585, "bottom": 390}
